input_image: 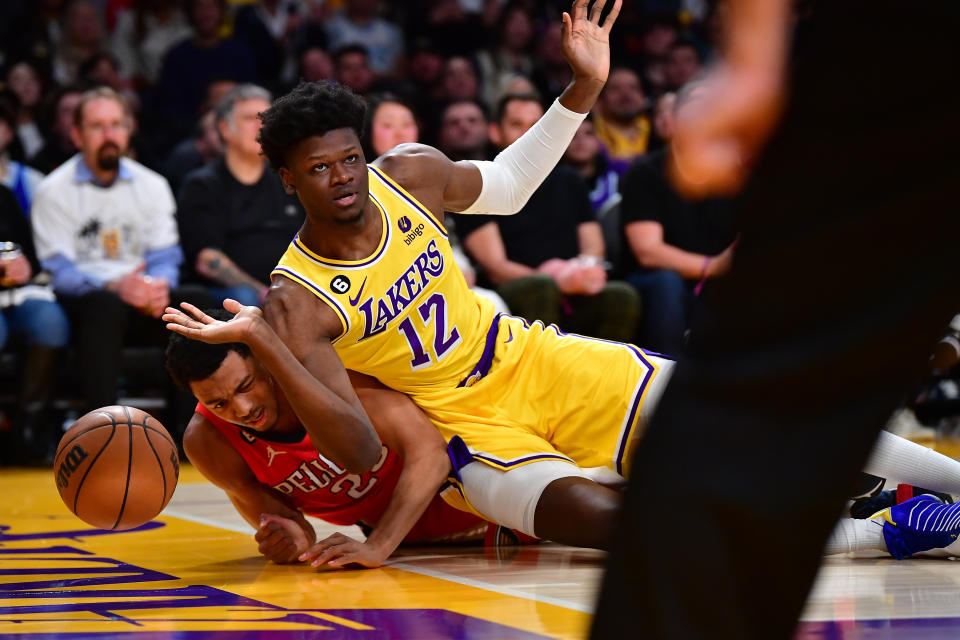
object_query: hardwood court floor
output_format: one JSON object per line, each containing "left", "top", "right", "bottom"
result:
{"left": 4, "top": 455, "right": 960, "bottom": 639}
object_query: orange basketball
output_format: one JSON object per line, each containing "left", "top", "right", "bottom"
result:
{"left": 54, "top": 405, "right": 179, "bottom": 530}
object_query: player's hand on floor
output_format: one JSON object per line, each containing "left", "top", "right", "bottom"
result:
{"left": 255, "top": 513, "right": 311, "bottom": 564}
{"left": 162, "top": 299, "right": 263, "bottom": 345}
{"left": 299, "top": 532, "right": 388, "bottom": 569}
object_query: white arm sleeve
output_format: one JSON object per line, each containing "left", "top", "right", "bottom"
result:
{"left": 457, "top": 98, "right": 587, "bottom": 215}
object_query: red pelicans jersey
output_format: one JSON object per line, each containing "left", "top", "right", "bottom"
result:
{"left": 197, "top": 404, "right": 483, "bottom": 541}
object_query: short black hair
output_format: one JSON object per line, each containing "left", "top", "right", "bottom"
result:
{"left": 165, "top": 308, "right": 252, "bottom": 391}
{"left": 258, "top": 80, "right": 367, "bottom": 171}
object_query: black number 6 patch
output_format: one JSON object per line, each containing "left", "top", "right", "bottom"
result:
{"left": 330, "top": 275, "right": 351, "bottom": 294}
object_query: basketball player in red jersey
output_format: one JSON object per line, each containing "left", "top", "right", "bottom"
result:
{"left": 165, "top": 310, "right": 493, "bottom": 568}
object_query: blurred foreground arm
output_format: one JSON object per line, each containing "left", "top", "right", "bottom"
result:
{"left": 668, "top": 0, "right": 791, "bottom": 198}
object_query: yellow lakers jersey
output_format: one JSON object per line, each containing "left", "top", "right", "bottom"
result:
{"left": 272, "top": 166, "right": 498, "bottom": 393}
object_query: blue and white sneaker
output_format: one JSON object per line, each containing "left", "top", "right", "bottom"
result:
{"left": 872, "top": 494, "right": 960, "bottom": 559}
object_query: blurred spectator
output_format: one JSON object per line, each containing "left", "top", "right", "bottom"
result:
{"left": 0, "top": 102, "right": 46, "bottom": 215}
{"left": 456, "top": 93, "right": 640, "bottom": 343}
{"left": 437, "top": 100, "right": 491, "bottom": 161}
{"left": 202, "top": 79, "right": 239, "bottom": 112}
{"left": 299, "top": 46, "right": 335, "bottom": 83}
{"left": 162, "top": 109, "right": 222, "bottom": 194}
{"left": 30, "top": 87, "right": 210, "bottom": 413}
{"left": 286, "top": 1, "right": 330, "bottom": 80}
{"left": 440, "top": 56, "right": 482, "bottom": 105}
{"left": 334, "top": 44, "right": 375, "bottom": 96}
{"left": 564, "top": 116, "right": 620, "bottom": 216}
{"left": 29, "top": 85, "right": 83, "bottom": 174}
{"left": 78, "top": 51, "right": 138, "bottom": 106}
{"left": 476, "top": 2, "right": 535, "bottom": 109}
{"left": 4, "top": 61, "right": 47, "bottom": 159}
{"left": 594, "top": 67, "right": 651, "bottom": 177}
{"left": 177, "top": 85, "right": 304, "bottom": 307}
{"left": 52, "top": 0, "right": 105, "bottom": 85}
{"left": 234, "top": 0, "right": 306, "bottom": 90}
{"left": 406, "top": 37, "right": 446, "bottom": 115}
{"left": 324, "top": 0, "right": 405, "bottom": 75}
{"left": 664, "top": 37, "right": 703, "bottom": 91}
{"left": 635, "top": 15, "right": 678, "bottom": 96}
{"left": 411, "top": 0, "right": 492, "bottom": 56}
{"left": 647, "top": 90, "right": 676, "bottom": 151}
{"left": 110, "top": 0, "right": 192, "bottom": 87}
{"left": 4, "top": 0, "right": 69, "bottom": 76}
{"left": 363, "top": 94, "right": 419, "bottom": 159}
{"left": 154, "top": 0, "right": 257, "bottom": 143}
{"left": 531, "top": 22, "right": 572, "bottom": 103}
{"left": 619, "top": 86, "right": 736, "bottom": 354}
{"left": 1, "top": 185, "right": 70, "bottom": 463}
{"left": 562, "top": 116, "right": 624, "bottom": 273}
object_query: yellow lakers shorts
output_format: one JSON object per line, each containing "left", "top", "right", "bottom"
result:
{"left": 410, "top": 314, "right": 672, "bottom": 482}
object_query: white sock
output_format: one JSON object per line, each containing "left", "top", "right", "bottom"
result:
{"left": 824, "top": 518, "right": 886, "bottom": 555}
{"left": 864, "top": 431, "right": 960, "bottom": 494}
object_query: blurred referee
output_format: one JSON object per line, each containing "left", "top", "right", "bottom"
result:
{"left": 592, "top": 1, "right": 960, "bottom": 638}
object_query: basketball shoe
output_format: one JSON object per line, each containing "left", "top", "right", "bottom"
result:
{"left": 872, "top": 494, "right": 960, "bottom": 559}
{"left": 850, "top": 484, "right": 953, "bottom": 519}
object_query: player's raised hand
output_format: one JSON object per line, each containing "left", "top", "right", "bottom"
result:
{"left": 561, "top": 0, "right": 621, "bottom": 85}
{"left": 162, "top": 299, "right": 263, "bottom": 344}
{"left": 256, "top": 513, "right": 312, "bottom": 564}
{"left": 299, "top": 531, "right": 389, "bottom": 569}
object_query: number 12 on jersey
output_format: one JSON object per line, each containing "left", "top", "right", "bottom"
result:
{"left": 397, "top": 293, "right": 462, "bottom": 370}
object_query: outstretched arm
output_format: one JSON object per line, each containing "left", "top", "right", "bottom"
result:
{"left": 300, "top": 372, "right": 452, "bottom": 568}
{"left": 183, "top": 414, "right": 316, "bottom": 563}
{"left": 378, "top": 0, "right": 621, "bottom": 216}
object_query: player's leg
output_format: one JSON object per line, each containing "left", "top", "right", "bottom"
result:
{"left": 824, "top": 517, "right": 886, "bottom": 555}
{"left": 826, "top": 495, "right": 960, "bottom": 559}
{"left": 535, "top": 476, "right": 620, "bottom": 548}
{"left": 864, "top": 431, "right": 960, "bottom": 494}
{"left": 456, "top": 459, "right": 618, "bottom": 549}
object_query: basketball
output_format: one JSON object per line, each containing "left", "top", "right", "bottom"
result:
{"left": 54, "top": 405, "right": 180, "bottom": 530}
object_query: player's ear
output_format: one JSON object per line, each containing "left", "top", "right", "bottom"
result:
{"left": 278, "top": 167, "right": 296, "bottom": 194}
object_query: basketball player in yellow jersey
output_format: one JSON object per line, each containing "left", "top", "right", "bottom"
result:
{"left": 168, "top": 1, "right": 643, "bottom": 549}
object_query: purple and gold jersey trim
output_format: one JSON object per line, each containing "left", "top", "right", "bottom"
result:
{"left": 542, "top": 323, "right": 658, "bottom": 477}
{"left": 457, "top": 313, "right": 502, "bottom": 387}
{"left": 290, "top": 192, "right": 392, "bottom": 270}
{"left": 445, "top": 435, "right": 576, "bottom": 480}
{"left": 369, "top": 165, "right": 447, "bottom": 237}
{"left": 270, "top": 265, "right": 350, "bottom": 342}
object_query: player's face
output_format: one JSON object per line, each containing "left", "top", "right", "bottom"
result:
{"left": 278, "top": 127, "right": 370, "bottom": 225}
{"left": 190, "top": 351, "right": 280, "bottom": 432}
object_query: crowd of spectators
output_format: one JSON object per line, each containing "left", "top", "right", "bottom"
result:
{"left": 0, "top": 0, "right": 732, "bottom": 464}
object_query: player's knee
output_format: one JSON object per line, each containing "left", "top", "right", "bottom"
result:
{"left": 534, "top": 476, "right": 620, "bottom": 549}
